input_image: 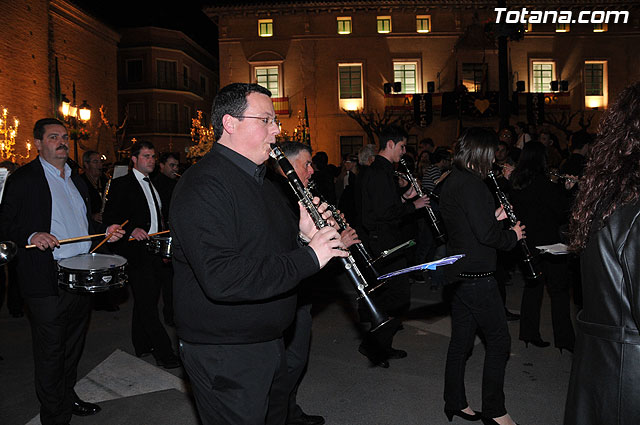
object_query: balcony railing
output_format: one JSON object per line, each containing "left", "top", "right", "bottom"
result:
{"left": 120, "top": 78, "right": 208, "bottom": 98}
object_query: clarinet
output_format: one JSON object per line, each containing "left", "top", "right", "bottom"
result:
{"left": 100, "top": 177, "right": 112, "bottom": 215}
{"left": 399, "top": 159, "right": 446, "bottom": 244}
{"left": 487, "top": 171, "right": 541, "bottom": 282}
{"left": 270, "top": 143, "right": 391, "bottom": 332}
{"left": 307, "top": 182, "right": 379, "bottom": 279}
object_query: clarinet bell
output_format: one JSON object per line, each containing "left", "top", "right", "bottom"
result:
{"left": 360, "top": 293, "right": 392, "bottom": 332}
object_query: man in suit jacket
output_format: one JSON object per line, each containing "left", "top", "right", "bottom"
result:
{"left": 0, "top": 118, "right": 124, "bottom": 425}
{"left": 103, "top": 141, "right": 179, "bottom": 368}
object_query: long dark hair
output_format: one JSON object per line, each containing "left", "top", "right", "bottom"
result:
{"left": 570, "top": 81, "right": 640, "bottom": 251}
{"left": 453, "top": 127, "right": 497, "bottom": 178}
{"left": 510, "top": 141, "right": 547, "bottom": 190}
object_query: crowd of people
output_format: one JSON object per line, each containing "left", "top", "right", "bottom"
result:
{"left": 1, "top": 80, "right": 640, "bottom": 425}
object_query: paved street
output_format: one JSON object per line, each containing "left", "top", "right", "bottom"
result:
{"left": 0, "top": 267, "right": 574, "bottom": 425}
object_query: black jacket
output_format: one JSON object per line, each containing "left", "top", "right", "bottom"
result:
{"left": 0, "top": 157, "right": 95, "bottom": 297}
{"left": 565, "top": 200, "right": 640, "bottom": 425}
{"left": 170, "top": 145, "right": 319, "bottom": 344}
{"left": 440, "top": 166, "right": 517, "bottom": 282}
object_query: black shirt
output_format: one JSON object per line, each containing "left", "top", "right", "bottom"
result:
{"left": 170, "top": 143, "right": 319, "bottom": 344}
{"left": 440, "top": 166, "right": 517, "bottom": 282}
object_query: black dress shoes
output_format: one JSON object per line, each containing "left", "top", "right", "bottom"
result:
{"left": 504, "top": 309, "right": 520, "bottom": 321}
{"left": 286, "top": 412, "right": 326, "bottom": 425}
{"left": 522, "top": 337, "right": 550, "bottom": 348}
{"left": 387, "top": 348, "right": 408, "bottom": 359}
{"left": 156, "top": 354, "right": 181, "bottom": 369}
{"left": 72, "top": 399, "right": 101, "bottom": 416}
{"left": 358, "top": 345, "right": 390, "bottom": 368}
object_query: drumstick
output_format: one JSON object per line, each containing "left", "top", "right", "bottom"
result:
{"left": 128, "top": 229, "right": 170, "bottom": 241}
{"left": 90, "top": 220, "right": 129, "bottom": 254}
{"left": 25, "top": 233, "right": 105, "bottom": 249}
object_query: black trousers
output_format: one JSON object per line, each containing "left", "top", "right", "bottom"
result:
{"left": 444, "top": 277, "right": 511, "bottom": 418}
{"left": 284, "top": 303, "right": 313, "bottom": 421}
{"left": 128, "top": 251, "right": 174, "bottom": 360}
{"left": 519, "top": 256, "right": 575, "bottom": 349}
{"left": 25, "top": 290, "right": 91, "bottom": 425}
{"left": 179, "top": 338, "right": 288, "bottom": 425}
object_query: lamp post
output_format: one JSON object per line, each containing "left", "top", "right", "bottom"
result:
{"left": 60, "top": 82, "right": 91, "bottom": 163}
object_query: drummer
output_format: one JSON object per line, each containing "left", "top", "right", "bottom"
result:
{"left": 0, "top": 118, "right": 125, "bottom": 425}
{"left": 103, "top": 140, "right": 180, "bottom": 369}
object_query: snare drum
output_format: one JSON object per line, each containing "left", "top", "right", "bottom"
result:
{"left": 146, "top": 235, "right": 172, "bottom": 258}
{"left": 57, "top": 253, "right": 128, "bottom": 293}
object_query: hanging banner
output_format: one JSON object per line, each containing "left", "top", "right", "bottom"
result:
{"left": 412, "top": 93, "right": 432, "bottom": 127}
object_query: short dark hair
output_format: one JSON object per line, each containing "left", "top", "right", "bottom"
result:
{"left": 131, "top": 140, "right": 155, "bottom": 158}
{"left": 211, "top": 83, "right": 272, "bottom": 142}
{"left": 33, "top": 118, "right": 65, "bottom": 140}
{"left": 454, "top": 127, "right": 498, "bottom": 178}
{"left": 312, "top": 151, "right": 329, "bottom": 168}
{"left": 430, "top": 147, "right": 451, "bottom": 164}
{"left": 82, "top": 150, "right": 100, "bottom": 168}
{"left": 378, "top": 124, "right": 408, "bottom": 151}
{"left": 419, "top": 138, "right": 434, "bottom": 148}
{"left": 159, "top": 152, "right": 179, "bottom": 164}
{"left": 570, "top": 130, "right": 593, "bottom": 151}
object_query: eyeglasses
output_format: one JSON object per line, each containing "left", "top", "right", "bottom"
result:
{"left": 233, "top": 115, "right": 281, "bottom": 127}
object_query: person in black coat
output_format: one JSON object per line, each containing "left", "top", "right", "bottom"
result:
{"left": 565, "top": 81, "right": 640, "bottom": 425}
{"left": 169, "top": 83, "right": 347, "bottom": 425}
{"left": 509, "top": 141, "right": 575, "bottom": 352}
{"left": 103, "top": 141, "right": 179, "bottom": 369}
{"left": 358, "top": 125, "right": 429, "bottom": 368}
{"left": 439, "top": 128, "right": 524, "bottom": 425}
{"left": 0, "top": 118, "right": 124, "bottom": 425}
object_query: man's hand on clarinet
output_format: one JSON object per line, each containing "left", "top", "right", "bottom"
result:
{"left": 308, "top": 226, "right": 348, "bottom": 268}
{"left": 298, "top": 197, "right": 337, "bottom": 240}
{"left": 340, "top": 226, "right": 361, "bottom": 249}
{"left": 511, "top": 221, "right": 526, "bottom": 241}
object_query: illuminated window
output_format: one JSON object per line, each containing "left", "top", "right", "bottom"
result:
{"left": 255, "top": 66, "right": 279, "bottom": 95}
{"left": 337, "top": 17, "right": 352, "bottom": 34}
{"left": 338, "top": 63, "right": 363, "bottom": 110}
{"left": 531, "top": 61, "right": 555, "bottom": 93}
{"left": 258, "top": 19, "right": 273, "bottom": 37}
{"left": 462, "top": 63, "right": 485, "bottom": 93}
{"left": 556, "top": 23, "right": 570, "bottom": 32}
{"left": 377, "top": 16, "right": 391, "bottom": 33}
{"left": 393, "top": 61, "right": 419, "bottom": 94}
{"left": 416, "top": 15, "right": 431, "bottom": 33}
{"left": 593, "top": 23, "right": 608, "bottom": 32}
{"left": 584, "top": 60, "right": 608, "bottom": 109}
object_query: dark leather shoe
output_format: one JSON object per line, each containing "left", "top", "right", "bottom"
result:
{"left": 387, "top": 348, "right": 408, "bottom": 359}
{"left": 505, "top": 310, "right": 520, "bottom": 321}
{"left": 72, "top": 399, "right": 101, "bottom": 416}
{"left": 358, "top": 345, "right": 390, "bottom": 368}
{"left": 135, "top": 349, "right": 153, "bottom": 358}
{"left": 156, "top": 354, "right": 180, "bottom": 369}
{"left": 287, "top": 412, "right": 326, "bottom": 425}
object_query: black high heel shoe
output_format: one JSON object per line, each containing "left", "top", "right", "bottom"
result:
{"left": 521, "top": 338, "right": 550, "bottom": 348}
{"left": 445, "top": 408, "right": 482, "bottom": 422}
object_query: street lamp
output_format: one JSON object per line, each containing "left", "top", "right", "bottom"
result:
{"left": 60, "top": 82, "right": 91, "bottom": 162}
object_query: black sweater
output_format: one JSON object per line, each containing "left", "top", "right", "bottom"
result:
{"left": 440, "top": 166, "right": 517, "bottom": 282}
{"left": 170, "top": 144, "right": 319, "bottom": 344}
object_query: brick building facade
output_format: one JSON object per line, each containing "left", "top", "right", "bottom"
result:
{"left": 205, "top": 0, "right": 640, "bottom": 163}
{"left": 0, "top": 0, "right": 119, "bottom": 164}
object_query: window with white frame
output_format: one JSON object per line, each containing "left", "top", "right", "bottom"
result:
{"left": 338, "top": 63, "right": 363, "bottom": 111}
{"left": 255, "top": 66, "right": 279, "bottom": 95}
{"left": 393, "top": 61, "right": 419, "bottom": 94}
{"left": 416, "top": 15, "right": 431, "bottom": 33}
{"left": 377, "top": 16, "right": 391, "bottom": 33}
{"left": 584, "top": 60, "right": 608, "bottom": 109}
{"left": 258, "top": 19, "right": 273, "bottom": 37}
{"left": 531, "top": 61, "right": 556, "bottom": 93}
{"left": 337, "top": 17, "right": 352, "bottom": 34}
{"left": 340, "top": 135, "right": 364, "bottom": 156}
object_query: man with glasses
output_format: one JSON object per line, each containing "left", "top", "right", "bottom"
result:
{"left": 170, "top": 83, "right": 347, "bottom": 425}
